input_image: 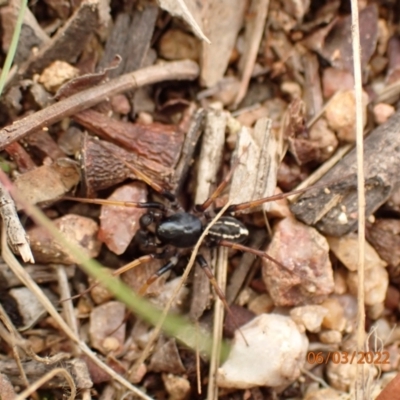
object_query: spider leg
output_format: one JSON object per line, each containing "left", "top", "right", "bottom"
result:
{"left": 217, "top": 239, "right": 287, "bottom": 270}
{"left": 195, "top": 146, "right": 250, "bottom": 212}
{"left": 217, "top": 239, "right": 313, "bottom": 283}
{"left": 223, "top": 175, "right": 350, "bottom": 213}
{"left": 138, "top": 255, "right": 180, "bottom": 295}
{"left": 63, "top": 196, "right": 167, "bottom": 211}
{"left": 59, "top": 253, "right": 159, "bottom": 303}
{"left": 196, "top": 254, "right": 248, "bottom": 345}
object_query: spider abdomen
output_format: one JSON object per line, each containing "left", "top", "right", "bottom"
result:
{"left": 207, "top": 216, "right": 249, "bottom": 243}
{"left": 156, "top": 212, "right": 203, "bottom": 248}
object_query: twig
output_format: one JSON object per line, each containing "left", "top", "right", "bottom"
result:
{"left": 234, "top": 0, "right": 270, "bottom": 106}
{"left": 0, "top": 182, "right": 34, "bottom": 263}
{"left": 130, "top": 201, "right": 233, "bottom": 377}
{"left": 0, "top": 59, "right": 199, "bottom": 149}
{"left": 350, "top": 0, "right": 367, "bottom": 398}
{"left": 15, "top": 367, "right": 76, "bottom": 400}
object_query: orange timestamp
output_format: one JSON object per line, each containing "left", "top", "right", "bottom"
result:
{"left": 307, "top": 351, "right": 390, "bottom": 365}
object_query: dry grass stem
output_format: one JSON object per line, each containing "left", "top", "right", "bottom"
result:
{"left": 350, "top": 0, "right": 367, "bottom": 398}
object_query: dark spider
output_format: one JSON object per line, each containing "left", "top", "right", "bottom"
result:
{"left": 65, "top": 151, "right": 329, "bottom": 335}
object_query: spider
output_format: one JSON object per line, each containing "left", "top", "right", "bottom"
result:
{"left": 64, "top": 142, "right": 333, "bottom": 332}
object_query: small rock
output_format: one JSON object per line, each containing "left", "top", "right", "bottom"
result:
{"left": 248, "top": 293, "right": 275, "bottom": 315}
{"left": 262, "top": 217, "right": 334, "bottom": 306}
{"left": 110, "top": 94, "right": 131, "bottom": 115}
{"left": 159, "top": 29, "right": 199, "bottom": 61}
{"left": 89, "top": 301, "right": 125, "bottom": 355}
{"left": 281, "top": 81, "right": 302, "bottom": 99}
{"left": 325, "top": 90, "right": 369, "bottom": 142}
{"left": 333, "top": 294, "right": 357, "bottom": 334}
{"left": 326, "top": 361, "right": 357, "bottom": 392}
{"left": 322, "top": 68, "right": 354, "bottom": 99}
{"left": 369, "top": 318, "right": 392, "bottom": 346}
{"left": 347, "top": 266, "right": 389, "bottom": 306}
{"left": 89, "top": 270, "right": 113, "bottom": 305}
{"left": 98, "top": 182, "right": 148, "bottom": 255}
{"left": 39, "top": 60, "right": 79, "bottom": 92}
{"left": 282, "top": 0, "right": 310, "bottom": 21}
{"left": 130, "top": 363, "right": 147, "bottom": 384}
{"left": 162, "top": 373, "right": 191, "bottom": 400}
{"left": 304, "top": 387, "right": 344, "bottom": 400}
{"left": 28, "top": 214, "right": 101, "bottom": 264}
{"left": 333, "top": 268, "right": 348, "bottom": 295}
{"left": 366, "top": 302, "right": 385, "bottom": 320}
{"left": 385, "top": 285, "right": 400, "bottom": 311}
{"left": 327, "top": 232, "right": 387, "bottom": 272}
{"left": 373, "top": 103, "right": 395, "bottom": 124}
{"left": 319, "top": 329, "right": 342, "bottom": 344}
{"left": 321, "top": 297, "right": 346, "bottom": 332}
{"left": 0, "top": 374, "right": 17, "bottom": 400}
{"left": 217, "top": 314, "right": 308, "bottom": 389}
{"left": 149, "top": 338, "right": 185, "bottom": 374}
{"left": 290, "top": 305, "right": 328, "bottom": 333}
{"left": 102, "top": 337, "right": 120, "bottom": 352}
{"left": 308, "top": 118, "right": 338, "bottom": 163}
{"left": 150, "top": 277, "right": 189, "bottom": 312}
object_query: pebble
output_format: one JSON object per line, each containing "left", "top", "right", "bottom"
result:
{"left": 373, "top": 103, "right": 395, "bottom": 124}
{"left": 262, "top": 217, "right": 334, "bottom": 306}
{"left": 322, "top": 68, "right": 354, "bottom": 99}
{"left": 217, "top": 314, "right": 308, "bottom": 388}
{"left": 158, "top": 29, "right": 199, "bottom": 61}
{"left": 327, "top": 232, "right": 387, "bottom": 272}
{"left": 248, "top": 293, "right": 275, "bottom": 315}
{"left": 0, "top": 374, "right": 17, "bottom": 400}
{"left": 319, "top": 330, "right": 342, "bottom": 344}
{"left": 38, "top": 60, "right": 79, "bottom": 92}
{"left": 325, "top": 90, "right": 369, "bottom": 142}
{"left": 320, "top": 297, "right": 346, "bottom": 332}
{"left": 326, "top": 361, "right": 357, "bottom": 392}
{"left": 304, "top": 387, "right": 344, "bottom": 400}
{"left": 89, "top": 301, "right": 125, "bottom": 354}
{"left": 333, "top": 268, "right": 348, "bottom": 295}
{"left": 162, "top": 373, "right": 191, "bottom": 400}
{"left": 347, "top": 266, "right": 389, "bottom": 306}
{"left": 290, "top": 305, "right": 328, "bottom": 333}
{"left": 366, "top": 302, "right": 385, "bottom": 320}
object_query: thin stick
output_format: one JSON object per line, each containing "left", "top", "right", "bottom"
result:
{"left": 350, "top": 0, "right": 367, "bottom": 398}
{"left": 0, "top": 60, "right": 199, "bottom": 149}
{"left": 130, "top": 201, "right": 233, "bottom": 377}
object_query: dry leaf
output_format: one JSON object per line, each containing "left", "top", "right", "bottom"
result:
{"left": 157, "top": 0, "right": 210, "bottom": 43}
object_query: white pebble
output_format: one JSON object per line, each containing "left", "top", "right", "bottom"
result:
{"left": 217, "top": 314, "right": 308, "bottom": 389}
